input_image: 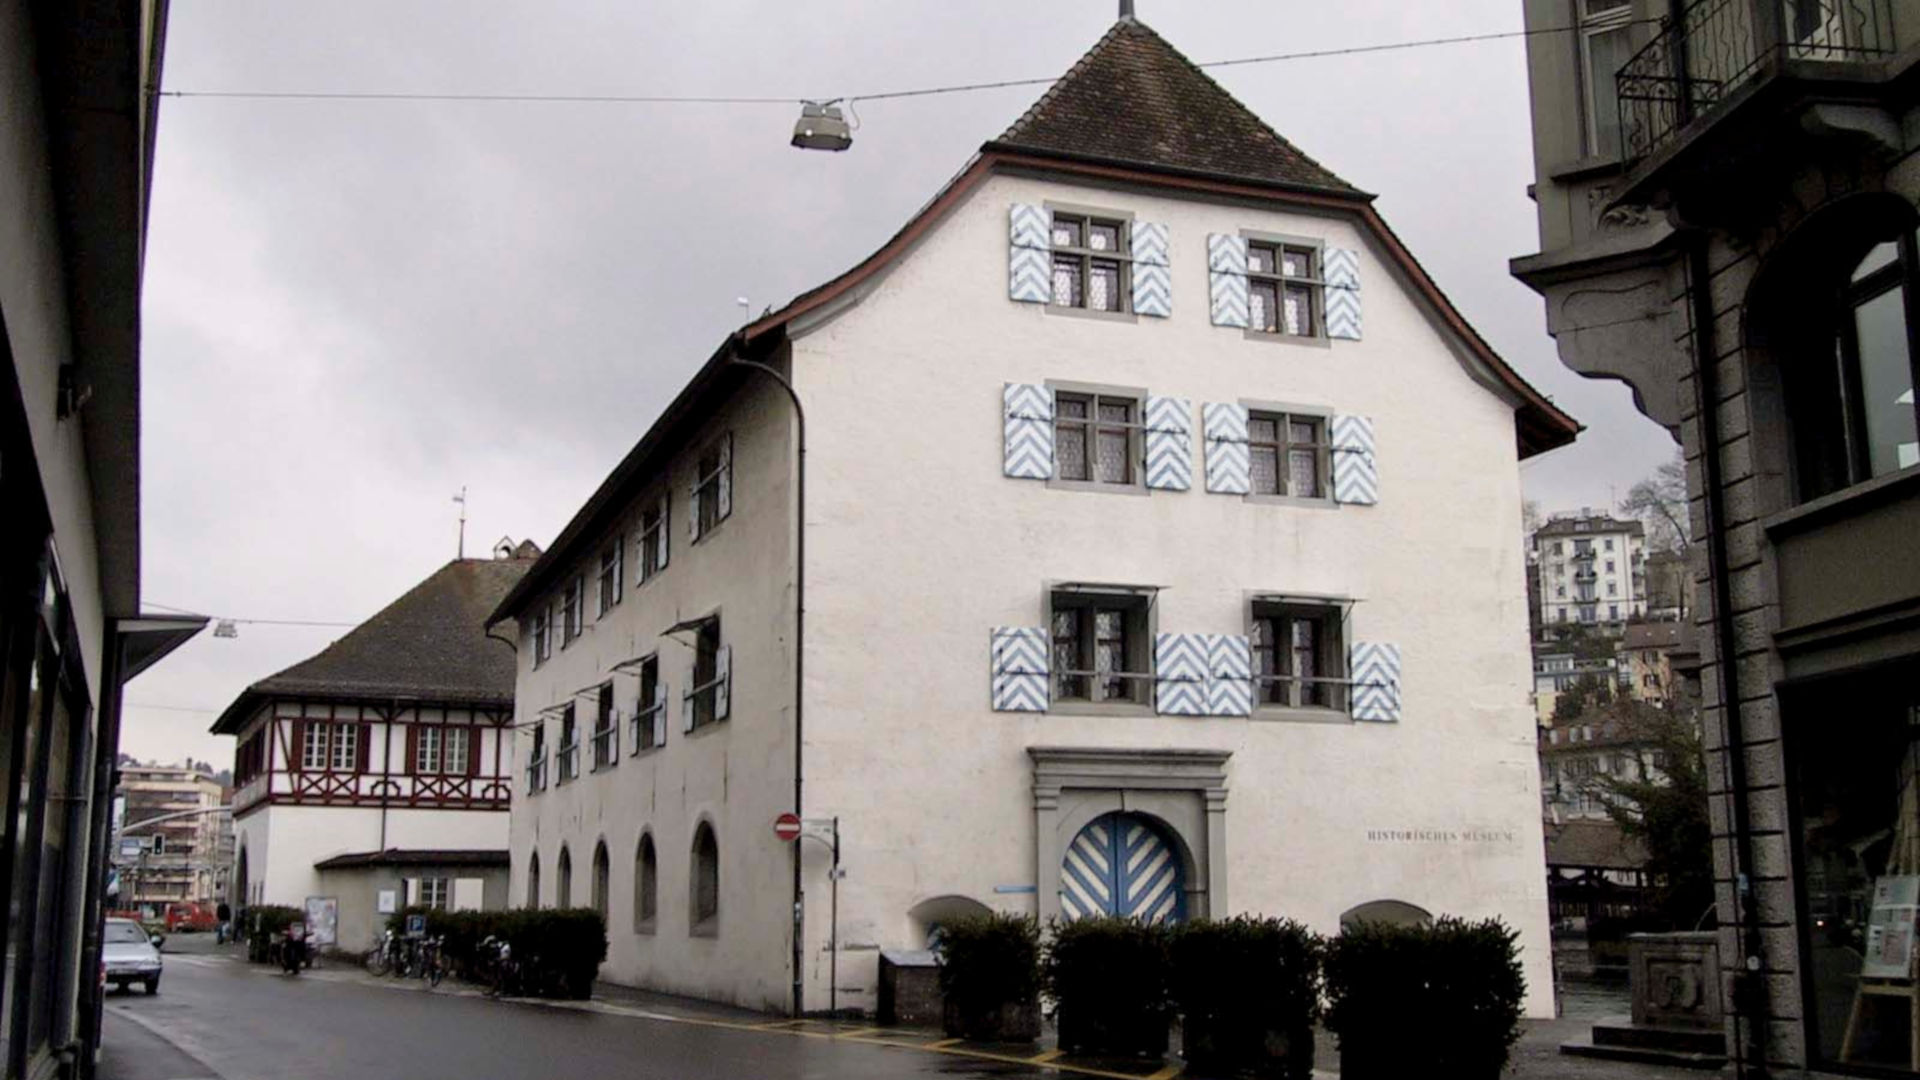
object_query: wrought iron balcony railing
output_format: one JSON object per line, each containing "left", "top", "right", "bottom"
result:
{"left": 1616, "top": 0, "right": 1896, "bottom": 163}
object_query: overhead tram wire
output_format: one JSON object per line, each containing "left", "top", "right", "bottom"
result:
{"left": 141, "top": 600, "right": 360, "bottom": 629}
{"left": 157, "top": 18, "right": 1666, "bottom": 109}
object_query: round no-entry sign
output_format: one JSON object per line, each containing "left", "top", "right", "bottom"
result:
{"left": 773, "top": 813, "right": 803, "bottom": 842}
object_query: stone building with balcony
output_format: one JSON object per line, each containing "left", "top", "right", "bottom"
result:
{"left": 114, "top": 764, "right": 228, "bottom": 908}
{"left": 1514, "top": 0, "right": 1920, "bottom": 1073}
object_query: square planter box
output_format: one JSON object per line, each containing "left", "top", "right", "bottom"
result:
{"left": 942, "top": 997, "right": 1042, "bottom": 1043}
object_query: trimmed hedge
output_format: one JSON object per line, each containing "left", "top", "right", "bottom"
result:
{"left": 1324, "top": 917, "right": 1525, "bottom": 1080}
{"left": 935, "top": 913, "right": 1042, "bottom": 1041}
{"left": 1044, "top": 917, "right": 1170, "bottom": 1057}
{"left": 1169, "top": 916, "right": 1322, "bottom": 1079}
{"left": 244, "top": 905, "right": 304, "bottom": 963}
{"left": 386, "top": 907, "right": 608, "bottom": 999}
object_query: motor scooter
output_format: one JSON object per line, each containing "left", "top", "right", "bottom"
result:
{"left": 281, "top": 921, "right": 308, "bottom": 976}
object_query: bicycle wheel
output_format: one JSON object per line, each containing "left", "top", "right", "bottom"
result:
{"left": 365, "top": 948, "right": 389, "bottom": 976}
{"left": 428, "top": 958, "right": 444, "bottom": 988}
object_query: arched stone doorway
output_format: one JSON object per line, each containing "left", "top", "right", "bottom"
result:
{"left": 1061, "top": 812, "right": 1185, "bottom": 923}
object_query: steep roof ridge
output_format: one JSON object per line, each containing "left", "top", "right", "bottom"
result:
{"left": 990, "top": 18, "right": 1359, "bottom": 195}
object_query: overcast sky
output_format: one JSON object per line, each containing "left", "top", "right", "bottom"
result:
{"left": 125, "top": 0, "right": 1676, "bottom": 766}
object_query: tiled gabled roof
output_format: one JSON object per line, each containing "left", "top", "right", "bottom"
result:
{"left": 212, "top": 556, "right": 536, "bottom": 733}
{"left": 985, "top": 18, "right": 1360, "bottom": 195}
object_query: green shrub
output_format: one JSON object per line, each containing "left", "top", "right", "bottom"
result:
{"left": 936, "top": 913, "right": 1042, "bottom": 1040}
{"left": 385, "top": 907, "right": 608, "bottom": 999}
{"left": 244, "top": 905, "right": 303, "bottom": 962}
{"left": 1044, "top": 917, "right": 1171, "bottom": 1057}
{"left": 1168, "top": 916, "right": 1322, "bottom": 1079}
{"left": 1324, "top": 917, "right": 1525, "bottom": 1080}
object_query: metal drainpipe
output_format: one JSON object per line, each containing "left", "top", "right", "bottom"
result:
{"left": 728, "top": 338, "right": 807, "bottom": 1017}
{"left": 1687, "top": 234, "right": 1768, "bottom": 1078}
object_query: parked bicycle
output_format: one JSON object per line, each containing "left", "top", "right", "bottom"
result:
{"left": 419, "top": 935, "right": 446, "bottom": 988}
{"left": 364, "top": 929, "right": 403, "bottom": 976}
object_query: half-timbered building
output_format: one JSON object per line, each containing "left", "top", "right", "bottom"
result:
{"left": 214, "top": 543, "right": 539, "bottom": 943}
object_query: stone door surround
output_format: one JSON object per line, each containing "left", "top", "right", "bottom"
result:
{"left": 1028, "top": 746, "right": 1230, "bottom": 923}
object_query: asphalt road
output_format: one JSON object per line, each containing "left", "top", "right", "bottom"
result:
{"left": 100, "top": 935, "right": 1712, "bottom": 1080}
{"left": 98, "top": 935, "right": 1142, "bottom": 1080}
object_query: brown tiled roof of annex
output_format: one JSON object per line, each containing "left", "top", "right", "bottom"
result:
{"left": 212, "top": 555, "right": 537, "bottom": 734}
{"left": 986, "top": 18, "right": 1360, "bottom": 195}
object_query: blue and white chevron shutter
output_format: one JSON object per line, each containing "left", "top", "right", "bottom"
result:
{"left": 1003, "top": 383, "right": 1055, "bottom": 480}
{"left": 1207, "top": 234, "right": 1249, "bottom": 328}
{"left": 1131, "top": 222, "right": 1171, "bottom": 317}
{"left": 1324, "top": 247, "right": 1362, "bottom": 340}
{"left": 1331, "top": 414, "right": 1379, "bottom": 506}
{"left": 1009, "top": 204, "right": 1051, "bottom": 303}
{"left": 991, "top": 627, "right": 1049, "bottom": 712}
{"left": 714, "top": 645, "right": 731, "bottom": 721}
{"left": 1202, "top": 402, "right": 1250, "bottom": 494}
{"left": 1349, "top": 642, "right": 1402, "bottom": 722}
{"left": 1154, "top": 632, "right": 1207, "bottom": 716}
{"left": 1143, "top": 396, "right": 1192, "bottom": 491}
{"left": 1206, "top": 634, "right": 1253, "bottom": 717}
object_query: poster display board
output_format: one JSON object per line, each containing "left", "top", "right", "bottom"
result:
{"left": 1864, "top": 876, "right": 1920, "bottom": 980}
{"left": 304, "top": 897, "right": 339, "bottom": 948}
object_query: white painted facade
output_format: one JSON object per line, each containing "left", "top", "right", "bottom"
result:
{"left": 1531, "top": 513, "right": 1647, "bottom": 626}
{"left": 508, "top": 163, "right": 1560, "bottom": 1017}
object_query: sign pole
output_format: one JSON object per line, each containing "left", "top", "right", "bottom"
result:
{"left": 829, "top": 816, "right": 840, "bottom": 1017}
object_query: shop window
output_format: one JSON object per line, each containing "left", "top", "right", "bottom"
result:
{"left": 1755, "top": 213, "right": 1920, "bottom": 502}
{"left": 1795, "top": 675, "right": 1920, "bottom": 1071}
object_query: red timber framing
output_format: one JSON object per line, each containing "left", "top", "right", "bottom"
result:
{"left": 230, "top": 698, "right": 512, "bottom": 816}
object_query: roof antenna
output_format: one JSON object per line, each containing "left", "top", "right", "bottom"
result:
{"left": 1119, "top": 0, "right": 1135, "bottom": 19}
{"left": 453, "top": 486, "right": 468, "bottom": 559}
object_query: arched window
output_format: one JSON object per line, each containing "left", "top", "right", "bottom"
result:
{"left": 634, "top": 833, "right": 658, "bottom": 933}
{"left": 1339, "top": 899, "right": 1433, "bottom": 929}
{"left": 690, "top": 822, "right": 719, "bottom": 935}
{"left": 556, "top": 845, "right": 573, "bottom": 908}
{"left": 527, "top": 851, "right": 541, "bottom": 909}
{"left": 1750, "top": 200, "right": 1920, "bottom": 502}
{"left": 591, "top": 841, "right": 610, "bottom": 918}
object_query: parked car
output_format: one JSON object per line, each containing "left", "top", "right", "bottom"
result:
{"left": 102, "top": 918, "right": 162, "bottom": 994}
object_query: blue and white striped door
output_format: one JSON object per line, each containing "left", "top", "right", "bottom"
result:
{"left": 1060, "top": 813, "right": 1186, "bottom": 923}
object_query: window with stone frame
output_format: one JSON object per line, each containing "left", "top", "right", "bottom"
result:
{"left": 1053, "top": 391, "right": 1142, "bottom": 486}
{"left": 1049, "top": 212, "right": 1130, "bottom": 313}
{"left": 557, "top": 704, "right": 579, "bottom": 784}
{"left": 1247, "top": 240, "right": 1322, "bottom": 337}
{"left": 597, "top": 537, "right": 624, "bottom": 617}
{"left": 632, "top": 655, "right": 663, "bottom": 752}
{"left": 690, "top": 618, "right": 724, "bottom": 729}
{"left": 532, "top": 605, "right": 552, "bottom": 666}
{"left": 1579, "top": 0, "right": 1634, "bottom": 159}
{"left": 592, "top": 682, "right": 617, "bottom": 770}
{"left": 1050, "top": 588, "right": 1153, "bottom": 706}
{"left": 1250, "top": 600, "right": 1347, "bottom": 710}
{"left": 561, "top": 576, "right": 585, "bottom": 646}
{"left": 638, "top": 497, "right": 668, "bottom": 581}
{"left": 1247, "top": 410, "right": 1329, "bottom": 498}
{"left": 694, "top": 441, "right": 730, "bottom": 537}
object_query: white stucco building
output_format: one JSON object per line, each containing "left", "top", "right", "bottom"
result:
{"left": 1531, "top": 511, "right": 1647, "bottom": 627}
{"left": 492, "top": 16, "right": 1579, "bottom": 1019}
{"left": 215, "top": 545, "right": 539, "bottom": 948}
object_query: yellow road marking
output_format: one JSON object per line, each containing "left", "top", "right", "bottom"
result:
{"left": 1144, "top": 1065, "right": 1184, "bottom": 1080}
{"left": 834, "top": 1026, "right": 884, "bottom": 1038}
{"left": 926, "top": 1037, "right": 964, "bottom": 1048}
{"left": 1029, "top": 1048, "right": 1065, "bottom": 1063}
